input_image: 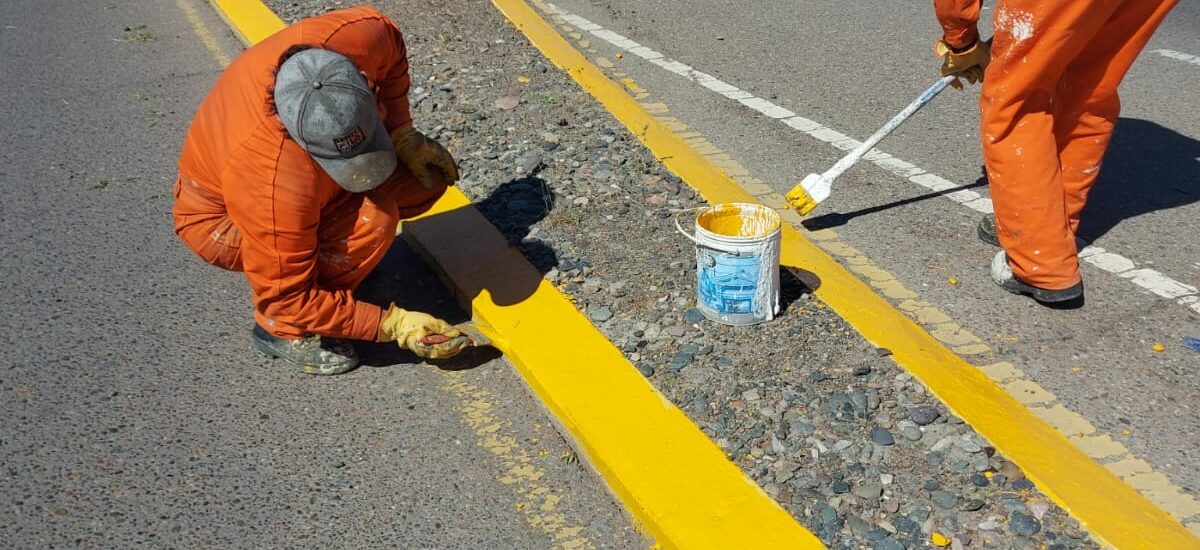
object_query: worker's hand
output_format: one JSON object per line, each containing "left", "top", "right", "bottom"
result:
{"left": 378, "top": 305, "right": 468, "bottom": 360}
{"left": 390, "top": 125, "right": 460, "bottom": 189}
{"left": 934, "top": 39, "right": 991, "bottom": 90}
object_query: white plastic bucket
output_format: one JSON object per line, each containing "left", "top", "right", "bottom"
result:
{"left": 675, "top": 203, "right": 781, "bottom": 325}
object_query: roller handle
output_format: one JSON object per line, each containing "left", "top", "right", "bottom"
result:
{"left": 821, "top": 75, "right": 956, "bottom": 183}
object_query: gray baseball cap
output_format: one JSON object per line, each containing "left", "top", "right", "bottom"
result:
{"left": 274, "top": 48, "right": 397, "bottom": 192}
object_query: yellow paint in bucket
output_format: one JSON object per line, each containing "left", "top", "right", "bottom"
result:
{"left": 676, "top": 203, "right": 782, "bottom": 325}
{"left": 696, "top": 203, "right": 782, "bottom": 238}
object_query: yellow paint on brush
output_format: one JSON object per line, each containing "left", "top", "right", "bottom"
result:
{"left": 785, "top": 185, "right": 818, "bottom": 216}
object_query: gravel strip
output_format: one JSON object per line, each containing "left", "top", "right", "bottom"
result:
{"left": 265, "top": 1, "right": 1099, "bottom": 548}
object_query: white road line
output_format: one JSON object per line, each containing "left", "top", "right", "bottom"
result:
{"left": 543, "top": 3, "right": 1200, "bottom": 313}
{"left": 1152, "top": 49, "right": 1200, "bottom": 67}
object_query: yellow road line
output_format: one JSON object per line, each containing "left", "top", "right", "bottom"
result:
{"left": 205, "top": 1, "right": 824, "bottom": 548}
{"left": 176, "top": 0, "right": 231, "bottom": 67}
{"left": 538, "top": 7, "right": 1200, "bottom": 535}
{"left": 499, "top": 0, "right": 1200, "bottom": 547}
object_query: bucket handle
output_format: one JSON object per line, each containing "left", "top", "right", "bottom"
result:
{"left": 673, "top": 208, "right": 749, "bottom": 257}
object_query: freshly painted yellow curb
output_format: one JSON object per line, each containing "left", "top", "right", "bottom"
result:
{"left": 205, "top": 1, "right": 825, "bottom": 548}
{"left": 491, "top": 0, "right": 1200, "bottom": 548}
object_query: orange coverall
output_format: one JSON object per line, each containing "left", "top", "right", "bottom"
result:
{"left": 935, "top": 0, "right": 1177, "bottom": 289}
{"left": 174, "top": 7, "right": 445, "bottom": 341}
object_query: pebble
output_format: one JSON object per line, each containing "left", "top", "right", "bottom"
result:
{"left": 910, "top": 406, "right": 940, "bottom": 425}
{"left": 1009, "top": 511, "right": 1041, "bottom": 537}
{"left": 683, "top": 308, "right": 705, "bottom": 324}
{"left": 742, "top": 388, "right": 761, "bottom": 402}
{"left": 666, "top": 353, "right": 693, "bottom": 372}
{"left": 901, "top": 425, "right": 923, "bottom": 441}
{"left": 831, "top": 480, "right": 851, "bottom": 494}
{"left": 1012, "top": 479, "right": 1035, "bottom": 491}
{"left": 883, "top": 499, "right": 900, "bottom": 513}
{"left": 854, "top": 482, "right": 883, "bottom": 500}
{"left": 931, "top": 490, "right": 960, "bottom": 510}
{"left": 960, "top": 498, "right": 985, "bottom": 512}
{"left": 853, "top": 364, "right": 873, "bottom": 376}
{"left": 872, "top": 537, "right": 907, "bottom": 550}
{"left": 871, "top": 427, "right": 895, "bottom": 446}
{"left": 587, "top": 305, "right": 613, "bottom": 322}
{"left": 970, "top": 473, "right": 990, "bottom": 487}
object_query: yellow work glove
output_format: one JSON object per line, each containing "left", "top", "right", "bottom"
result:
{"left": 378, "top": 305, "right": 468, "bottom": 360}
{"left": 390, "top": 125, "right": 460, "bottom": 189}
{"left": 935, "top": 39, "right": 991, "bottom": 90}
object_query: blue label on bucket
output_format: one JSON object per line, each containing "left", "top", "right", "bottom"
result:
{"left": 697, "top": 250, "right": 760, "bottom": 314}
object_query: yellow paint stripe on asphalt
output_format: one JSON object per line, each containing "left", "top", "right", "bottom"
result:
{"left": 497, "top": 0, "right": 1200, "bottom": 547}
{"left": 207, "top": 1, "right": 824, "bottom": 548}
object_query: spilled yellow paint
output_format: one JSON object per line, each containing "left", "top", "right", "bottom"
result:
{"left": 444, "top": 374, "right": 595, "bottom": 549}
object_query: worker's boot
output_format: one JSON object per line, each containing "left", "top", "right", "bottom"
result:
{"left": 990, "top": 251, "right": 1083, "bottom": 304}
{"left": 977, "top": 215, "right": 999, "bottom": 246}
{"left": 252, "top": 325, "right": 360, "bottom": 375}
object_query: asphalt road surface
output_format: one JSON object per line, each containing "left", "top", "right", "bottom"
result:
{"left": 547, "top": 0, "right": 1200, "bottom": 501}
{"left": 0, "top": 1, "right": 642, "bottom": 547}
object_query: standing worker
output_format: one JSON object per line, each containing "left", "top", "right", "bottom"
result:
{"left": 174, "top": 7, "right": 469, "bottom": 374}
{"left": 933, "top": 0, "right": 1178, "bottom": 304}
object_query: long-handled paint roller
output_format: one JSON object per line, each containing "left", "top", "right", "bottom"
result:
{"left": 786, "top": 75, "right": 956, "bottom": 215}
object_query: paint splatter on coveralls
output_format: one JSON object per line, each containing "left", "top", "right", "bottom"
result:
{"left": 174, "top": 7, "right": 445, "bottom": 341}
{"left": 935, "top": 0, "right": 1177, "bottom": 289}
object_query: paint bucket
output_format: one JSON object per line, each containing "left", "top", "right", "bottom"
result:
{"left": 675, "top": 203, "right": 781, "bottom": 325}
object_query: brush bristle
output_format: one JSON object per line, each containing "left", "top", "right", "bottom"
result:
{"left": 786, "top": 185, "right": 818, "bottom": 216}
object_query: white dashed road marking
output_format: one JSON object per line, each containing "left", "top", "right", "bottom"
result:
{"left": 1152, "top": 48, "right": 1200, "bottom": 67}
{"left": 545, "top": 3, "right": 1200, "bottom": 313}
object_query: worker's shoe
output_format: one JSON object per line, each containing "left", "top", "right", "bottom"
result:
{"left": 252, "top": 325, "right": 360, "bottom": 375}
{"left": 977, "top": 215, "right": 999, "bottom": 246}
{"left": 990, "top": 251, "right": 1083, "bottom": 304}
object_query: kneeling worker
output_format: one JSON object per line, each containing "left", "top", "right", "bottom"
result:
{"left": 174, "top": 7, "right": 467, "bottom": 374}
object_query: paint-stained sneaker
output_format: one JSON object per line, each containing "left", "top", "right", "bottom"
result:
{"left": 252, "top": 325, "right": 360, "bottom": 375}
{"left": 990, "top": 251, "right": 1083, "bottom": 304}
{"left": 977, "top": 215, "right": 999, "bottom": 246}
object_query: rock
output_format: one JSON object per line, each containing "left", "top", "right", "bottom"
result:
{"left": 1027, "top": 499, "right": 1050, "bottom": 521}
{"left": 827, "top": 393, "right": 857, "bottom": 421}
{"left": 910, "top": 406, "right": 940, "bottom": 426}
{"left": 872, "top": 537, "right": 907, "bottom": 550}
{"left": 978, "top": 516, "right": 1005, "bottom": 531}
{"left": 894, "top": 517, "right": 919, "bottom": 534}
{"left": 883, "top": 499, "right": 900, "bottom": 513}
{"left": 1012, "top": 478, "right": 1035, "bottom": 491}
{"left": 683, "top": 308, "right": 705, "bottom": 324}
{"left": 494, "top": 96, "right": 519, "bottom": 110}
{"left": 666, "top": 353, "right": 693, "bottom": 373}
{"left": 587, "top": 305, "right": 613, "bottom": 322}
{"left": 855, "top": 482, "right": 883, "bottom": 500}
{"left": 1000, "top": 460, "right": 1025, "bottom": 482}
{"left": 923, "top": 479, "right": 941, "bottom": 491}
{"left": 742, "top": 388, "right": 761, "bottom": 402}
{"left": 879, "top": 473, "right": 894, "bottom": 485}
{"left": 518, "top": 150, "right": 543, "bottom": 174}
{"left": 848, "top": 391, "right": 869, "bottom": 412}
{"left": 636, "top": 363, "right": 655, "bottom": 377}
{"left": 854, "top": 364, "right": 873, "bottom": 376}
{"left": 931, "top": 490, "right": 959, "bottom": 510}
{"left": 960, "top": 499, "right": 985, "bottom": 512}
{"left": 901, "top": 425, "right": 923, "bottom": 441}
{"left": 1008, "top": 511, "right": 1041, "bottom": 537}
{"left": 831, "top": 480, "right": 851, "bottom": 494}
{"left": 871, "top": 427, "right": 895, "bottom": 446}
{"left": 970, "top": 473, "right": 990, "bottom": 487}
{"left": 848, "top": 515, "right": 873, "bottom": 538}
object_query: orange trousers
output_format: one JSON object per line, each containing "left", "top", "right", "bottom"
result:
{"left": 981, "top": 0, "right": 1176, "bottom": 289}
{"left": 175, "top": 175, "right": 446, "bottom": 331}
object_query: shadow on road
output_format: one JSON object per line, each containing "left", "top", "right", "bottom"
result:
{"left": 800, "top": 171, "right": 989, "bottom": 231}
{"left": 1077, "top": 117, "right": 1200, "bottom": 243}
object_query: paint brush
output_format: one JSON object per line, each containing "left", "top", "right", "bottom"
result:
{"left": 418, "top": 319, "right": 507, "bottom": 353}
{"left": 786, "top": 75, "right": 956, "bottom": 216}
